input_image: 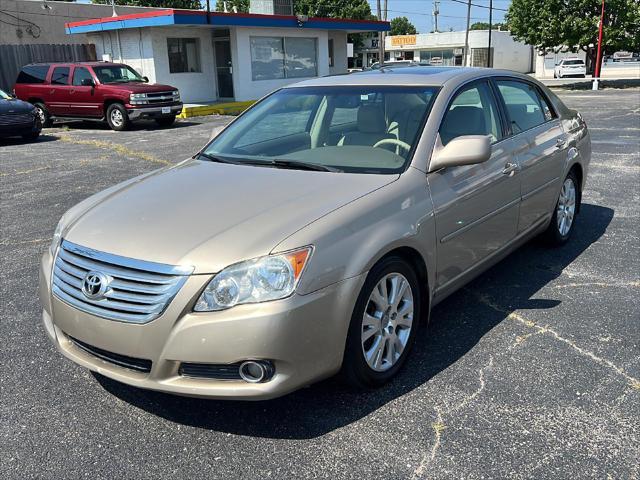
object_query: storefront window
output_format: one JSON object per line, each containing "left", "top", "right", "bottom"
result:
{"left": 251, "top": 36, "right": 317, "bottom": 81}
{"left": 167, "top": 38, "right": 201, "bottom": 73}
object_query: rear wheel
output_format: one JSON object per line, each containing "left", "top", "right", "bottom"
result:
{"left": 33, "top": 103, "right": 52, "bottom": 128}
{"left": 543, "top": 171, "right": 580, "bottom": 245}
{"left": 155, "top": 115, "right": 176, "bottom": 128}
{"left": 342, "top": 256, "right": 421, "bottom": 388}
{"left": 106, "top": 103, "right": 130, "bottom": 131}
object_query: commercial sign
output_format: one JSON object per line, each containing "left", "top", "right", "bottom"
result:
{"left": 391, "top": 35, "right": 417, "bottom": 47}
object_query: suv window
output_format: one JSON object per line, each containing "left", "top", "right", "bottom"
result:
{"left": 72, "top": 67, "right": 93, "bottom": 86}
{"left": 51, "top": 67, "right": 70, "bottom": 86}
{"left": 16, "top": 65, "right": 50, "bottom": 84}
{"left": 496, "top": 80, "right": 548, "bottom": 134}
{"left": 439, "top": 81, "right": 502, "bottom": 145}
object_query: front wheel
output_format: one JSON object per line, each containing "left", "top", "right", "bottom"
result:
{"left": 106, "top": 103, "right": 130, "bottom": 131}
{"left": 342, "top": 256, "right": 421, "bottom": 388}
{"left": 33, "top": 103, "right": 52, "bottom": 128}
{"left": 155, "top": 115, "right": 176, "bottom": 128}
{"left": 543, "top": 171, "right": 580, "bottom": 245}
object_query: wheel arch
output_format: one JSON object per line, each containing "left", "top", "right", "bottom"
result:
{"left": 567, "top": 161, "right": 584, "bottom": 214}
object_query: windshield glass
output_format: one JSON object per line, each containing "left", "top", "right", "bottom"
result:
{"left": 93, "top": 65, "right": 144, "bottom": 84}
{"left": 203, "top": 86, "right": 438, "bottom": 174}
{"left": 0, "top": 89, "right": 10, "bottom": 99}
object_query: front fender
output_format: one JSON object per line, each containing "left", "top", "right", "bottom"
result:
{"left": 273, "top": 168, "right": 437, "bottom": 301}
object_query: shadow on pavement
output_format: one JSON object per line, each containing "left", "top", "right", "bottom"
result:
{"left": 0, "top": 133, "right": 59, "bottom": 146}
{"left": 95, "top": 203, "right": 613, "bottom": 439}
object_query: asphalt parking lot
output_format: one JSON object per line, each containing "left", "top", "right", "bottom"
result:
{"left": 1, "top": 88, "right": 638, "bottom": 479}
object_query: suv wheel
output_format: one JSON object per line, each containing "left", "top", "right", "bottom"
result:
{"left": 342, "top": 256, "right": 421, "bottom": 388}
{"left": 106, "top": 103, "right": 130, "bottom": 131}
{"left": 155, "top": 115, "right": 176, "bottom": 128}
{"left": 33, "top": 103, "right": 52, "bottom": 128}
{"left": 543, "top": 170, "right": 580, "bottom": 245}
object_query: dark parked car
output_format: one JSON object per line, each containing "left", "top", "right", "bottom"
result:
{"left": 13, "top": 62, "right": 183, "bottom": 131}
{"left": 0, "top": 89, "right": 41, "bottom": 141}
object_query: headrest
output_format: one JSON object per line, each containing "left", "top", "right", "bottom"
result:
{"left": 357, "top": 105, "right": 386, "bottom": 133}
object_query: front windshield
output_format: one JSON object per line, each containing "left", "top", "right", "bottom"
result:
{"left": 0, "top": 89, "right": 10, "bottom": 99}
{"left": 93, "top": 65, "right": 144, "bottom": 84}
{"left": 203, "top": 86, "right": 439, "bottom": 174}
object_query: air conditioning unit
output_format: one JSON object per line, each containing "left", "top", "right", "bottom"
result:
{"left": 249, "top": 0, "right": 293, "bottom": 16}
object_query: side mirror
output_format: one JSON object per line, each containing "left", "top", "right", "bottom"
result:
{"left": 81, "top": 78, "right": 95, "bottom": 87}
{"left": 142, "top": 76, "right": 149, "bottom": 83}
{"left": 429, "top": 135, "right": 492, "bottom": 172}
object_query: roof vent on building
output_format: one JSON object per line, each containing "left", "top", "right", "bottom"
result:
{"left": 249, "top": 0, "right": 294, "bottom": 16}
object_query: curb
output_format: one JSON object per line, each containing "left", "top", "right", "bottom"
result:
{"left": 178, "top": 100, "right": 255, "bottom": 118}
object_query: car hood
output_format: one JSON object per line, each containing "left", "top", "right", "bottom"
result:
{"left": 64, "top": 160, "right": 397, "bottom": 273}
{"left": 105, "top": 83, "right": 177, "bottom": 93}
{"left": 0, "top": 98, "right": 34, "bottom": 114}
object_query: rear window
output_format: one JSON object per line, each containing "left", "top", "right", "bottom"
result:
{"left": 16, "top": 65, "right": 50, "bottom": 84}
{"left": 563, "top": 60, "right": 584, "bottom": 65}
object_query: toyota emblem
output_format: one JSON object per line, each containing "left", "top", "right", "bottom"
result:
{"left": 81, "top": 271, "right": 109, "bottom": 300}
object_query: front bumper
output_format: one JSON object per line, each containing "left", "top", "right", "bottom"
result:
{"left": 0, "top": 120, "right": 41, "bottom": 138}
{"left": 127, "top": 103, "right": 183, "bottom": 120}
{"left": 39, "top": 250, "right": 364, "bottom": 400}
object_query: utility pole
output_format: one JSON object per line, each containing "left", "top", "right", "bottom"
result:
{"left": 487, "top": 0, "right": 492, "bottom": 67}
{"left": 593, "top": 0, "right": 605, "bottom": 90}
{"left": 433, "top": 1, "right": 440, "bottom": 33}
{"left": 463, "top": 0, "right": 472, "bottom": 66}
{"left": 377, "top": 0, "right": 385, "bottom": 66}
{"left": 206, "top": 0, "right": 210, "bottom": 24}
{"left": 110, "top": 0, "right": 117, "bottom": 17}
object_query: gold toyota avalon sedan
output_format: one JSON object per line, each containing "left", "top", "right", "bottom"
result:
{"left": 40, "top": 67, "right": 591, "bottom": 400}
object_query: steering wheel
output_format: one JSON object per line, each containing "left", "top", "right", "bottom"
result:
{"left": 373, "top": 138, "right": 412, "bottom": 152}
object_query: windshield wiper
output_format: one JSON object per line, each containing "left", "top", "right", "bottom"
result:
{"left": 196, "top": 152, "right": 241, "bottom": 164}
{"left": 268, "top": 159, "right": 342, "bottom": 172}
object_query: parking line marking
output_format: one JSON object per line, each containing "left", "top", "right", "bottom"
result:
{"left": 57, "top": 135, "right": 171, "bottom": 166}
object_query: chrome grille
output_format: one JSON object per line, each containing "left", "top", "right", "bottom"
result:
{"left": 146, "top": 91, "right": 177, "bottom": 104}
{"left": 52, "top": 240, "right": 193, "bottom": 324}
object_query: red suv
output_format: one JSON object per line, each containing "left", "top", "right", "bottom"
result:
{"left": 14, "top": 62, "right": 183, "bottom": 131}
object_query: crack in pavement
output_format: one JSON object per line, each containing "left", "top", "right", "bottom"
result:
{"left": 411, "top": 357, "right": 494, "bottom": 479}
{"left": 57, "top": 135, "right": 171, "bottom": 166}
{"left": 475, "top": 293, "right": 640, "bottom": 390}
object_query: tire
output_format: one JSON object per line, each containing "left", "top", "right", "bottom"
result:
{"left": 33, "top": 103, "right": 52, "bottom": 128}
{"left": 106, "top": 103, "right": 130, "bottom": 131}
{"left": 553, "top": 72, "right": 557, "bottom": 78}
{"left": 155, "top": 115, "right": 176, "bottom": 128}
{"left": 342, "top": 256, "right": 421, "bottom": 388}
{"left": 543, "top": 170, "right": 580, "bottom": 246}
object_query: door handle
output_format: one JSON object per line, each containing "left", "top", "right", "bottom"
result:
{"left": 502, "top": 162, "right": 518, "bottom": 175}
{"left": 556, "top": 138, "right": 566, "bottom": 148}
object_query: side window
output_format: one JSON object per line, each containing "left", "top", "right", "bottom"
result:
{"left": 439, "top": 81, "right": 502, "bottom": 146}
{"left": 330, "top": 106, "right": 358, "bottom": 127}
{"left": 16, "top": 65, "right": 49, "bottom": 84}
{"left": 534, "top": 88, "right": 556, "bottom": 122}
{"left": 51, "top": 67, "right": 70, "bottom": 86}
{"left": 72, "top": 67, "right": 93, "bottom": 86}
{"left": 234, "top": 94, "right": 318, "bottom": 147}
{"left": 496, "top": 80, "right": 547, "bottom": 134}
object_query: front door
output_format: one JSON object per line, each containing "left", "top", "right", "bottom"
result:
{"left": 428, "top": 80, "right": 521, "bottom": 293}
{"left": 214, "top": 36, "right": 234, "bottom": 99}
{"left": 68, "top": 66, "right": 101, "bottom": 117}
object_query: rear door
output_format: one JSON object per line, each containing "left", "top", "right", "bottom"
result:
{"left": 68, "top": 66, "right": 101, "bottom": 117}
{"left": 428, "top": 80, "right": 521, "bottom": 293}
{"left": 494, "top": 79, "right": 566, "bottom": 232}
{"left": 46, "top": 66, "right": 72, "bottom": 115}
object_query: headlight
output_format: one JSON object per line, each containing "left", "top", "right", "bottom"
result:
{"left": 172, "top": 90, "right": 180, "bottom": 101}
{"left": 194, "top": 247, "right": 312, "bottom": 312}
{"left": 129, "top": 93, "right": 148, "bottom": 105}
{"left": 50, "top": 219, "right": 64, "bottom": 255}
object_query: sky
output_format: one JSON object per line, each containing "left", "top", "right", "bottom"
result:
{"left": 76, "top": 0, "right": 512, "bottom": 34}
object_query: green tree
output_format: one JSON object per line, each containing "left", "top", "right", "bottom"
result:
{"left": 293, "top": 0, "right": 372, "bottom": 20}
{"left": 470, "top": 21, "right": 507, "bottom": 30}
{"left": 91, "top": 0, "right": 201, "bottom": 8}
{"left": 390, "top": 16, "right": 417, "bottom": 36}
{"left": 506, "top": 0, "right": 640, "bottom": 70}
{"left": 214, "top": 0, "right": 249, "bottom": 12}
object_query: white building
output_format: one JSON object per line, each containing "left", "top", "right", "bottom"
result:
{"left": 384, "top": 30, "right": 534, "bottom": 73}
{"left": 66, "top": 7, "right": 388, "bottom": 103}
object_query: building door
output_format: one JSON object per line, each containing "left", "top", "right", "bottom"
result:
{"left": 213, "top": 33, "right": 234, "bottom": 99}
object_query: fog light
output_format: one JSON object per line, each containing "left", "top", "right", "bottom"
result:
{"left": 239, "top": 360, "right": 274, "bottom": 383}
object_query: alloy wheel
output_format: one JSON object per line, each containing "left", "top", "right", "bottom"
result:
{"left": 35, "top": 106, "right": 46, "bottom": 125}
{"left": 111, "top": 109, "right": 124, "bottom": 127}
{"left": 557, "top": 178, "right": 576, "bottom": 236}
{"left": 361, "top": 273, "right": 414, "bottom": 372}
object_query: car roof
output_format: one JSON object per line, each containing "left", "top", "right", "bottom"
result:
{"left": 24, "top": 62, "right": 126, "bottom": 67}
{"left": 288, "top": 66, "right": 534, "bottom": 89}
